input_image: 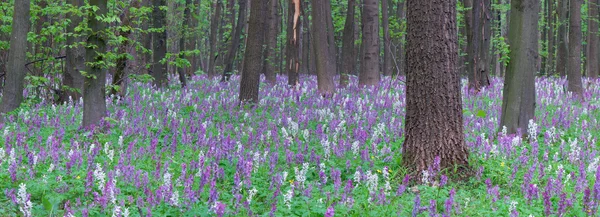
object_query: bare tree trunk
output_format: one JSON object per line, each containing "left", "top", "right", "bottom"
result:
{"left": 359, "top": 0, "right": 380, "bottom": 87}
{"left": 208, "top": 0, "right": 222, "bottom": 78}
{"left": 340, "top": 0, "right": 356, "bottom": 87}
{"left": 263, "top": 0, "right": 279, "bottom": 84}
{"left": 500, "top": 0, "right": 538, "bottom": 135}
{"left": 382, "top": 0, "right": 392, "bottom": 77}
{"left": 546, "top": 0, "right": 555, "bottom": 75}
{"left": 62, "top": 0, "right": 85, "bottom": 103}
{"left": 403, "top": 0, "right": 469, "bottom": 177}
{"left": 151, "top": 0, "right": 167, "bottom": 87}
{"left": 286, "top": 0, "right": 302, "bottom": 86}
{"left": 82, "top": 0, "right": 108, "bottom": 129}
{"left": 177, "top": 0, "right": 191, "bottom": 87}
{"left": 467, "top": 0, "right": 492, "bottom": 91}
{"left": 323, "top": 0, "right": 337, "bottom": 76}
{"left": 555, "top": 0, "right": 568, "bottom": 76}
{"left": 587, "top": 0, "right": 599, "bottom": 78}
{"left": 311, "top": 0, "right": 335, "bottom": 96}
{"left": 221, "top": 0, "right": 247, "bottom": 82}
{"left": 568, "top": 0, "right": 583, "bottom": 97}
{"left": 1, "top": 0, "right": 31, "bottom": 118}
{"left": 111, "top": 1, "right": 137, "bottom": 97}
{"left": 239, "top": 0, "right": 266, "bottom": 104}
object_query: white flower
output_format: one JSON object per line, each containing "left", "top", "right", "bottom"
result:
{"left": 283, "top": 187, "right": 294, "bottom": 209}
{"left": 295, "top": 163, "right": 309, "bottom": 187}
{"left": 527, "top": 119, "right": 538, "bottom": 142}
{"left": 48, "top": 163, "right": 55, "bottom": 173}
{"left": 247, "top": 188, "right": 258, "bottom": 204}
{"left": 17, "top": 183, "right": 32, "bottom": 217}
{"left": 353, "top": 170, "right": 361, "bottom": 185}
{"left": 122, "top": 207, "right": 130, "bottom": 217}
{"left": 421, "top": 170, "right": 430, "bottom": 184}
{"left": 170, "top": 190, "right": 180, "bottom": 206}
{"left": 366, "top": 170, "right": 379, "bottom": 197}
{"left": 588, "top": 157, "right": 599, "bottom": 173}
{"left": 509, "top": 200, "right": 518, "bottom": 214}
{"left": 163, "top": 172, "right": 172, "bottom": 187}
{"left": 352, "top": 141, "right": 360, "bottom": 157}
{"left": 112, "top": 205, "right": 121, "bottom": 217}
{"left": 94, "top": 163, "right": 106, "bottom": 191}
{"left": 322, "top": 139, "right": 331, "bottom": 159}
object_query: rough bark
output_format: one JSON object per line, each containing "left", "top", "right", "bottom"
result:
{"left": 151, "top": 0, "right": 167, "bottom": 87}
{"left": 176, "top": 0, "right": 191, "bottom": 88}
{"left": 382, "top": 0, "right": 392, "bottom": 77}
{"left": 111, "top": 2, "right": 134, "bottom": 97}
{"left": 208, "top": 0, "right": 222, "bottom": 78}
{"left": 588, "top": 0, "right": 599, "bottom": 78}
{"left": 555, "top": 0, "right": 568, "bottom": 76}
{"left": 239, "top": 0, "right": 266, "bottom": 104}
{"left": 323, "top": 0, "right": 337, "bottom": 75}
{"left": 359, "top": 0, "right": 380, "bottom": 87}
{"left": 221, "top": 0, "right": 247, "bottom": 82}
{"left": 287, "top": 0, "right": 302, "bottom": 86}
{"left": 474, "top": 0, "right": 492, "bottom": 89}
{"left": 311, "top": 0, "right": 336, "bottom": 96}
{"left": 62, "top": 0, "right": 85, "bottom": 103}
{"left": 568, "top": 0, "right": 583, "bottom": 97}
{"left": 500, "top": 0, "right": 538, "bottom": 135}
{"left": 263, "top": 0, "right": 279, "bottom": 84}
{"left": 397, "top": 0, "right": 406, "bottom": 76}
{"left": 82, "top": 0, "right": 108, "bottom": 129}
{"left": 546, "top": 0, "right": 555, "bottom": 75}
{"left": 403, "top": 0, "right": 469, "bottom": 176}
{"left": 340, "top": 0, "right": 356, "bottom": 87}
{"left": 1, "top": 0, "right": 31, "bottom": 117}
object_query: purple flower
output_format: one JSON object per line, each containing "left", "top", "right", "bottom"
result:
{"left": 325, "top": 205, "right": 335, "bottom": 217}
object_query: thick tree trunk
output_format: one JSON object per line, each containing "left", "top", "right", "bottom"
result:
{"left": 466, "top": 0, "right": 491, "bottom": 91}
{"left": 239, "top": 0, "right": 266, "bottom": 104}
{"left": 587, "top": 0, "right": 599, "bottom": 78}
{"left": 62, "top": 0, "right": 85, "bottom": 103}
{"left": 397, "top": 0, "right": 406, "bottom": 76}
{"left": 140, "top": 0, "right": 152, "bottom": 74}
{"left": 82, "top": 0, "right": 108, "bottom": 129}
{"left": 464, "top": 0, "right": 474, "bottom": 78}
{"left": 221, "top": 0, "right": 247, "bottom": 82}
{"left": 151, "top": 0, "right": 167, "bottom": 87}
{"left": 111, "top": 2, "right": 135, "bottom": 97}
{"left": 263, "top": 0, "right": 279, "bottom": 84}
{"left": 403, "top": 0, "right": 469, "bottom": 176}
{"left": 208, "top": 0, "right": 222, "bottom": 78}
{"left": 381, "top": 0, "right": 392, "bottom": 77}
{"left": 555, "top": 0, "right": 568, "bottom": 77}
{"left": 177, "top": 0, "right": 191, "bottom": 87}
{"left": 323, "top": 0, "right": 337, "bottom": 75}
{"left": 286, "top": 0, "right": 302, "bottom": 86}
{"left": 340, "top": 0, "right": 356, "bottom": 87}
{"left": 311, "top": 0, "right": 336, "bottom": 96}
{"left": 500, "top": 0, "right": 538, "bottom": 135}
{"left": 568, "top": 0, "right": 583, "bottom": 97}
{"left": 359, "top": 0, "right": 381, "bottom": 87}
{"left": 546, "top": 0, "right": 555, "bottom": 75}
{"left": 1, "top": 0, "right": 31, "bottom": 118}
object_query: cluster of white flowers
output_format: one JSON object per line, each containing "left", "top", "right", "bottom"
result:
{"left": 321, "top": 139, "right": 331, "bottom": 159}
{"left": 567, "top": 138, "right": 581, "bottom": 163}
{"left": 247, "top": 188, "right": 258, "bottom": 204}
{"left": 421, "top": 170, "right": 430, "bottom": 184}
{"left": 588, "top": 157, "right": 599, "bottom": 173}
{"left": 17, "top": 183, "right": 32, "bottom": 217}
{"left": 547, "top": 126, "right": 557, "bottom": 143}
{"left": 295, "top": 163, "right": 309, "bottom": 187}
{"left": 112, "top": 205, "right": 121, "bottom": 217}
{"left": 170, "top": 190, "right": 180, "bottom": 206}
{"left": 372, "top": 122, "right": 386, "bottom": 142}
{"left": 365, "top": 170, "right": 379, "bottom": 199}
{"left": 0, "top": 147, "right": 5, "bottom": 165}
{"left": 252, "top": 151, "right": 261, "bottom": 173}
{"left": 351, "top": 141, "right": 360, "bottom": 157}
{"left": 509, "top": 200, "right": 518, "bottom": 214}
{"left": 163, "top": 171, "right": 172, "bottom": 187}
{"left": 89, "top": 143, "right": 96, "bottom": 154}
{"left": 94, "top": 163, "right": 106, "bottom": 191}
{"left": 283, "top": 187, "right": 294, "bottom": 209}
{"left": 382, "top": 167, "right": 391, "bottom": 195}
{"left": 527, "top": 119, "right": 538, "bottom": 142}
{"left": 196, "top": 151, "right": 205, "bottom": 177}
{"left": 3, "top": 126, "right": 9, "bottom": 137}
{"left": 118, "top": 136, "right": 124, "bottom": 147}
{"left": 302, "top": 129, "right": 310, "bottom": 141}
{"left": 282, "top": 171, "right": 289, "bottom": 185}
{"left": 501, "top": 126, "right": 508, "bottom": 137}
{"left": 511, "top": 136, "right": 521, "bottom": 148}
{"left": 8, "top": 149, "right": 16, "bottom": 165}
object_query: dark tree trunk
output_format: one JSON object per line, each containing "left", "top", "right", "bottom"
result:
{"left": 177, "top": 0, "right": 191, "bottom": 88}
{"left": 382, "top": 0, "right": 392, "bottom": 77}
{"left": 62, "top": 0, "right": 85, "bottom": 103}
{"left": 221, "top": 0, "right": 247, "bottom": 82}
{"left": 500, "top": 0, "right": 538, "bottom": 135}
{"left": 340, "top": 0, "right": 356, "bottom": 87}
{"left": 555, "top": 0, "right": 568, "bottom": 76}
{"left": 311, "top": 0, "right": 336, "bottom": 96}
{"left": 397, "top": 0, "right": 406, "bottom": 76}
{"left": 239, "top": 0, "right": 266, "bottom": 104}
{"left": 403, "top": 0, "right": 469, "bottom": 177}
{"left": 263, "top": 0, "right": 279, "bottom": 84}
{"left": 286, "top": 0, "right": 302, "bottom": 86}
{"left": 464, "top": 0, "right": 474, "bottom": 78}
{"left": 568, "top": 0, "right": 583, "bottom": 97}
{"left": 359, "top": 0, "right": 380, "bottom": 87}
{"left": 186, "top": 0, "right": 200, "bottom": 76}
{"left": 471, "top": 0, "right": 492, "bottom": 90}
{"left": 546, "top": 0, "right": 555, "bottom": 75}
{"left": 208, "top": 0, "right": 222, "bottom": 78}
{"left": 111, "top": 2, "right": 135, "bottom": 97}
{"left": 1, "top": 0, "right": 31, "bottom": 117}
{"left": 323, "top": 0, "right": 337, "bottom": 75}
{"left": 140, "top": 0, "right": 152, "bottom": 75}
{"left": 587, "top": 0, "right": 599, "bottom": 78}
{"left": 82, "top": 0, "right": 108, "bottom": 129}
{"left": 151, "top": 0, "right": 167, "bottom": 87}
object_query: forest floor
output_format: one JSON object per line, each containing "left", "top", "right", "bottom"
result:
{"left": 0, "top": 75, "right": 598, "bottom": 216}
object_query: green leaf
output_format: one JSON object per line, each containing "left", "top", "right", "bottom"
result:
{"left": 476, "top": 110, "right": 487, "bottom": 118}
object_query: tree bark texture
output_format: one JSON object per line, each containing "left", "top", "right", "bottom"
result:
{"left": 359, "top": 0, "right": 381, "bottom": 87}
{"left": 555, "top": 0, "right": 568, "bottom": 76}
{"left": 467, "top": 0, "right": 492, "bottom": 91}
{"left": 500, "top": 0, "right": 538, "bottom": 135}
{"left": 287, "top": 0, "right": 302, "bottom": 86}
{"left": 340, "top": 0, "right": 356, "bottom": 87}
{"left": 221, "top": 0, "right": 247, "bottom": 82}
{"left": 239, "top": 0, "right": 266, "bottom": 104}
{"left": 403, "top": 0, "right": 469, "bottom": 175}
{"left": 263, "top": 0, "right": 279, "bottom": 84}
{"left": 546, "top": 0, "right": 555, "bottom": 75}
{"left": 151, "top": 0, "right": 167, "bottom": 87}
{"left": 62, "top": 0, "right": 85, "bottom": 103}
{"left": 311, "top": 0, "right": 336, "bottom": 96}
{"left": 208, "top": 0, "right": 222, "bottom": 78}
{"left": 587, "top": 0, "right": 599, "bottom": 78}
{"left": 382, "top": 0, "right": 393, "bottom": 77}
{"left": 568, "top": 0, "right": 583, "bottom": 97}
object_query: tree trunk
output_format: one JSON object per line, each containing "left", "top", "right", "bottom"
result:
{"left": 403, "top": 0, "right": 469, "bottom": 177}
{"left": 140, "top": 0, "right": 152, "bottom": 75}
{"left": 82, "top": 0, "right": 108, "bottom": 129}
{"left": 311, "top": 0, "right": 336, "bottom": 96}
{"left": 208, "top": 0, "right": 222, "bottom": 78}
{"left": 466, "top": 0, "right": 492, "bottom": 91}
{"left": 287, "top": 0, "right": 302, "bottom": 86}
{"left": 397, "top": 0, "right": 406, "bottom": 76}
{"left": 555, "top": 0, "right": 568, "bottom": 76}
{"left": 546, "top": 0, "right": 555, "bottom": 75}
{"left": 1, "top": 0, "right": 31, "bottom": 118}
{"left": 177, "top": 0, "right": 191, "bottom": 87}
{"left": 359, "top": 0, "right": 380, "bottom": 87}
{"left": 382, "top": 0, "right": 392, "bottom": 77}
{"left": 263, "top": 0, "right": 279, "bottom": 84}
{"left": 221, "top": 0, "right": 248, "bottom": 82}
{"left": 151, "top": 0, "right": 167, "bottom": 87}
{"left": 464, "top": 0, "right": 474, "bottom": 78}
{"left": 587, "top": 0, "right": 599, "bottom": 78}
{"left": 62, "top": 0, "right": 85, "bottom": 103}
{"left": 323, "top": 0, "right": 337, "bottom": 76}
{"left": 239, "top": 0, "right": 266, "bottom": 104}
{"left": 111, "top": 1, "right": 135, "bottom": 97}
{"left": 340, "top": 0, "right": 356, "bottom": 87}
{"left": 500, "top": 0, "right": 538, "bottom": 135}
{"left": 568, "top": 0, "right": 583, "bottom": 97}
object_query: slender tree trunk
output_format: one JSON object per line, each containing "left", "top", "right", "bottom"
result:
{"left": 287, "top": 0, "right": 302, "bottom": 86}
{"left": 221, "top": 0, "right": 248, "bottom": 82}
{"left": 500, "top": 0, "right": 538, "bottom": 135}
{"left": 588, "top": 0, "right": 599, "bottom": 78}
{"left": 111, "top": 2, "right": 136, "bottom": 97}
{"left": 397, "top": 0, "right": 406, "bottom": 76}
{"left": 382, "top": 0, "right": 392, "bottom": 77}
{"left": 403, "top": 0, "right": 469, "bottom": 177}
{"left": 311, "top": 0, "right": 336, "bottom": 96}
{"left": 546, "top": 0, "right": 555, "bottom": 75}
{"left": 239, "top": 0, "right": 266, "bottom": 104}
{"left": 208, "top": 0, "right": 222, "bottom": 78}
{"left": 464, "top": 0, "right": 474, "bottom": 78}
{"left": 151, "top": 0, "right": 167, "bottom": 87}
{"left": 177, "top": 0, "right": 191, "bottom": 87}
{"left": 568, "top": 0, "right": 583, "bottom": 96}
{"left": 62, "top": 0, "right": 85, "bottom": 103}
{"left": 82, "top": 0, "right": 108, "bottom": 129}
{"left": 323, "top": 0, "right": 337, "bottom": 75}
{"left": 340, "top": 0, "right": 356, "bottom": 87}
{"left": 555, "top": 0, "right": 568, "bottom": 76}
{"left": 1, "top": 0, "right": 31, "bottom": 118}
{"left": 263, "top": 0, "right": 279, "bottom": 84}
{"left": 359, "top": 0, "right": 380, "bottom": 87}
